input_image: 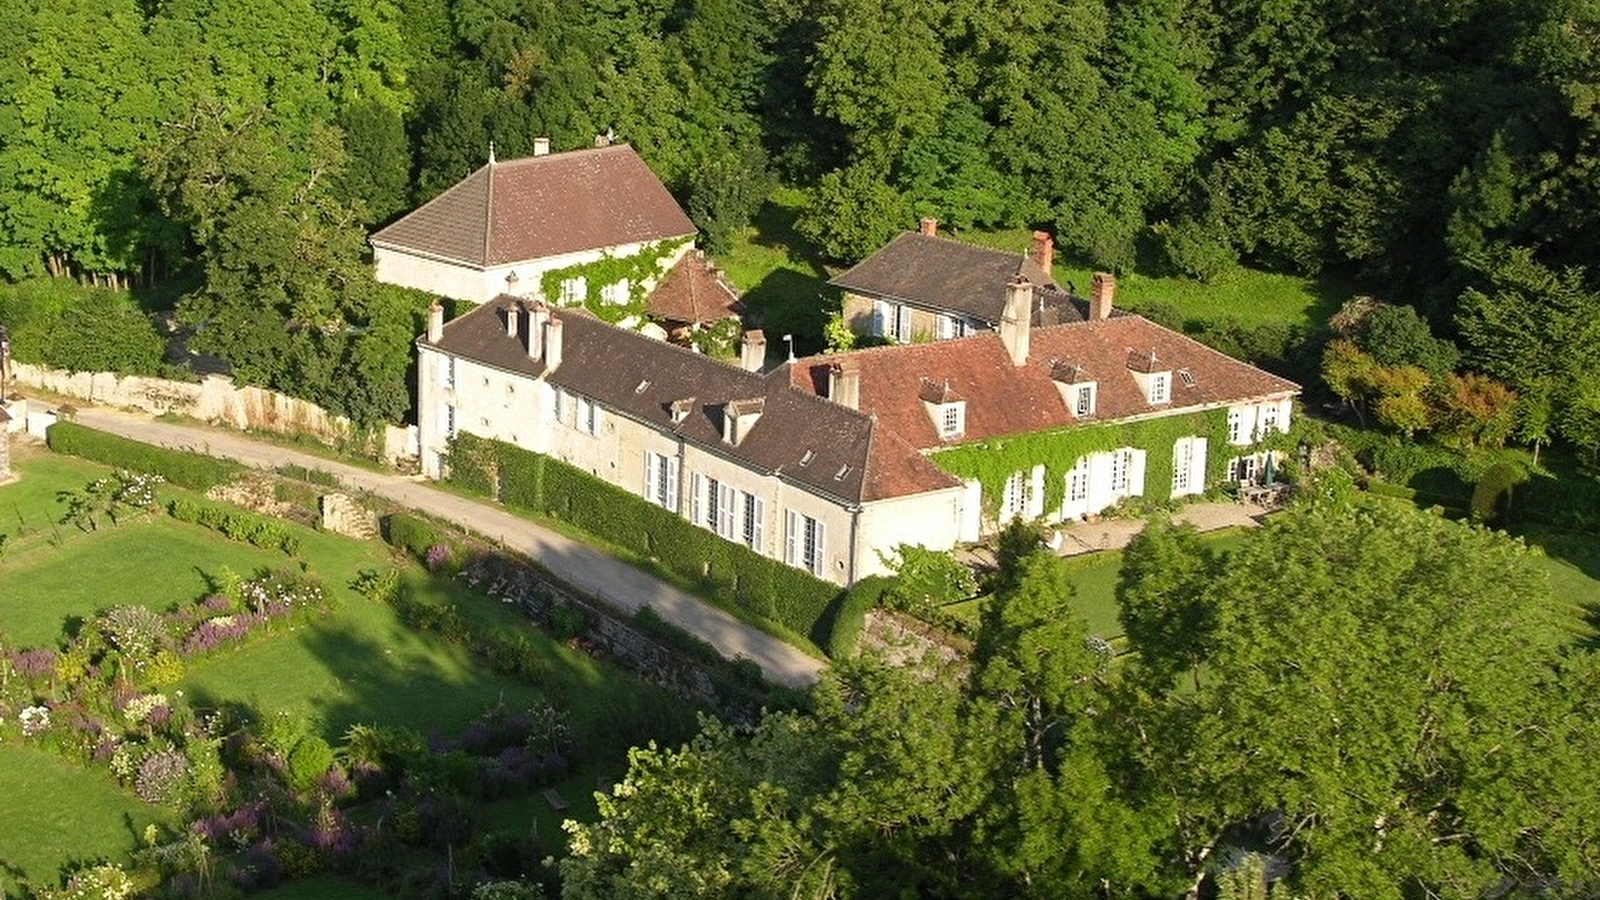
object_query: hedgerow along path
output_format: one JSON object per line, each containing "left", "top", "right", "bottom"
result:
{"left": 66, "top": 407, "right": 826, "bottom": 687}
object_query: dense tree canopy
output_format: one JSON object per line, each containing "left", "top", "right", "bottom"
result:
{"left": 559, "top": 497, "right": 1600, "bottom": 898}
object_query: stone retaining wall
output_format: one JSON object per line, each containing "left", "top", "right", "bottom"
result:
{"left": 10, "top": 362, "right": 418, "bottom": 466}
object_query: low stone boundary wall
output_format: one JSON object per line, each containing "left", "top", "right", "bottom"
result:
{"left": 9, "top": 362, "right": 418, "bottom": 465}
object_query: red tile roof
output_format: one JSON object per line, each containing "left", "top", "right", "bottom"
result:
{"left": 646, "top": 251, "right": 742, "bottom": 325}
{"left": 372, "top": 145, "right": 697, "bottom": 267}
{"left": 790, "top": 315, "right": 1299, "bottom": 450}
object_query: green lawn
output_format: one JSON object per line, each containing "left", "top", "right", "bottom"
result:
{"left": 0, "top": 447, "right": 699, "bottom": 889}
{"left": 710, "top": 186, "right": 836, "bottom": 356}
{"left": 0, "top": 745, "right": 173, "bottom": 892}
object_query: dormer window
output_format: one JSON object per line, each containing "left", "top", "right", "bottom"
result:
{"left": 920, "top": 378, "right": 966, "bottom": 439}
{"left": 939, "top": 402, "right": 965, "bottom": 438}
{"left": 1127, "top": 348, "right": 1172, "bottom": 404}
{"left": 1050, "top": 359, "right": 1097, "bottom": 418}
{"left": 1149, "top": 372, "right": 1170, "bottom": 404}
{"left": 1074, "top": 384, "right": 1095, "bottom": 417}
{"left": 670, "top": 397, "right": 695, "bottom": 425}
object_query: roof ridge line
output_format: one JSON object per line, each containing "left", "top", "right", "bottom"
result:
{"left": 483, "top": 155, "right": 495, "bottom": 265}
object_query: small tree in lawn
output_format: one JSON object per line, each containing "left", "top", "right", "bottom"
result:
{"left": 1116, "top": 518, "right": 1220, "bottom": 692}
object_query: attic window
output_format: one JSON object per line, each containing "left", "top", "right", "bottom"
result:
{"left": 799, "top": 449, "right": 815, "bottom": 467}
{"left": 670, "top": 397, "right": 695, "bottom": 424}
{"left": 1149, "top": 372, "right": 1171, "bottom": 404}
{"left": 1074, "top": 384, "right": 1096, "bottom": 417}
{"left": 1178, "top": 368, "right": 1196, "bottom": 388}
{"left": 635, "top": 379, "right": 651, "bottom": 394}
{"left": 834, "top": 464, "right": 851, "bottom": 481}
{"left": 938, "top": 403, "right": 965, "bottom": 439}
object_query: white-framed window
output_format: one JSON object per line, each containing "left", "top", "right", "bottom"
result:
{"left": 1002, "top": 470, "right": 1028, "bottom": 521}
{"left": 645, "top": 451, "right": 679, "bottom": 511}
{"left": 784, "top": 509, "right": 826, "bottom": 576}
{"left": 1149, "top": 372, "right": 1171, "bottom": 404}
{"left": 1110, "top": 449, "right": 1130, "bottom": 493}
{"left": 692, "top": 475, "right": 739, "bottom": 539}
{"left": 1259, "top": 403, "right": 1280, "bottom": 438}
{"left": 600, "top": 279, "right": 630, "bottom": 305}
{"left": 559, "top": 276, "right": 587, "bottom": 305}
{"left": 1228, "top": 408, "right": 1246, "bottom": 445}
{"left": 443, "top": 356, "right": 456, "bottom": 388}
{"left": 939, "top": 403, "right": 965, "bottom": 438}
{"left": 1227, "top": 455, "right": 1259, "bottom": 484}
{"left": 551, "top": 386, "right": 568, "bottom": 424}
{"left": 1172, "top": 436, "right": 1207, "bottom": 497}
{"left": 742, "top": 493, "right": 765, "bottom": 551}
{"left": 1067, "top": 459, "right": 1089, "bottom": 503}
{"left": 578, "top": 396, "right": 600, "bottom": 435}
{"left": 937, "top": 314, "right": 955, "bottom": 340}
{"left": 1074, "top": 384, "right": 1095, "bottom": 417}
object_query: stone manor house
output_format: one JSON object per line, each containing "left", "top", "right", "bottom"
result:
{"left": 387, "top": 142, "right": 1299, "bottom": 587}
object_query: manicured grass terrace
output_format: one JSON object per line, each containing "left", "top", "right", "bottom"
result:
{"left": 0, "top": 446, "right": 696, "bottom": 888}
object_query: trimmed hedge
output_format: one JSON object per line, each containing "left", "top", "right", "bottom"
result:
{"left": 168, "top": 497, "right": 303, "bottom": 556}
{"left": 47, "top": 421, "right": 243, "bottom": 491}
{"left": 382, "top": 512, "right": 442, "bottom": 562}
{"left": 445, "top": 434, "right": 844, "bottom": 651}
{"left": 1471, "top": 461, "right": 1529, "bottom": 524}
{"left": 824, "top": 575, "right": 896, "bottom": 659}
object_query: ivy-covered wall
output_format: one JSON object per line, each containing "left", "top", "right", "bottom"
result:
{"left": 538, "top": 237, "right": 692, "bottom": 325}
{"left": 930, "top": 409, "right": 1246, "bottom": 516}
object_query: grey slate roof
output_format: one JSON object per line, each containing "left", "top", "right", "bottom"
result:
{"left": 423, "top": 299, "right": 961, "bottom": 504}
{"left": 830, "top": 232, "right": 1084, "bottom": 325}
{"left": 372, "top": 145, "right": 697, "bottom": 268}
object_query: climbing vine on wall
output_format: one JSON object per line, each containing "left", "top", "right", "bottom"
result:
{"left": 930, "top": 407, "right": 1297, "bottom": 517}
{"left": 538, "top": 238, "right": 693, "bottom": 325}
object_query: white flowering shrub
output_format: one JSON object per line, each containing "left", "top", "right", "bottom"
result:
{"left": 122, "top": 693, "right": 169, "bottom": 726}
{"left": 19, "top": 705, "right": 50, "bottom": 736}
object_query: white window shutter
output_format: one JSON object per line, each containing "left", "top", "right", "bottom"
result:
{"left": 1191, "top": 438, "right": 1208, "bottom": 493}
{"left": 690, "top": 473, "right": 703, "bottom": 523}
{"left": 872, "top": 300, "right": 889, "bottom": 337}
{"left": 785, "top": 509, "right": 799, "bottom": 565}
{"left": 645, "top": 453, "right": 659, "bottom": 504}
{"left": 1028, "top": 464, "right": 1046, "bottom": 518}
{"left": 719, "top": 483, "right": 736, "bottom": 538}
{"left": 813, "top": 520, "right": 827, "bottom": 575}
{"left": 751, "top": 497, "right": 765, "bottom": 552}
{"left": 665, "top": 457, "right": 680, "bottom": 512}
{"left": 1129, "top": 450, "right": 1147, "bottom": 497}
{"left": 897, "top": 305, "right": 912, "bottom": 343}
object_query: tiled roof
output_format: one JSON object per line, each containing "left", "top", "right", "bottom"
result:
{"left": 789, "top": 316, "right": 1300, "bottom": 450}
{"left": 424, "top": 299, "right": 960, "bottom": 503}
{"left": 647, "top": 251, "right": 742, "bottom": 325}
{"left": 830, "top": 232, "right": 1084, "bottom": 325}
{"left": 372, "top": 145, "right": 697, "bottom": 267}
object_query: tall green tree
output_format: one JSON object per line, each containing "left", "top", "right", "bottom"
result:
{"left": 1168, "top": 497, "right": 1569, "bottom": 898}
{"left": 1116, "top": 518, "right": 1218, "bottom": 692}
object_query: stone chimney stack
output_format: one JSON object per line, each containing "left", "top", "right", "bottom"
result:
{"left": 533, "top": 136, "right": 551, "bottom": 157}
{"left": 503, "top": 303, "right": 519, "bottom": 338}
{"left": 1090, "top": 272, "right": 1116, "bottom": 321}
{"left": 740, "top": 329, "right": 767, "bottom": 372}
{"left": 426, "top": 302, "right": 444, "bottom": 343}
{"left": 527, "top": 304, "right": 548, "bottom": 360}
{"left": 919, "top": 217, "right": 938, "bottom": 237}
{"left": 1030, "top": 231, "right": 1054, "bottom": 275}
{"left": 543, "top": 315, "right": 563, "bottom": 371}
{"left": 1000, "top": 275, "right": 1033, "bottom": 367}
{"left": 829, "top": 360, "right": 861, "bottom": 410}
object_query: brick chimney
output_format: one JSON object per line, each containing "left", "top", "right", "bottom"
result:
{"left": 533, "top": 136, "right": 551, "bottom": 157}
{"left": 919, "top": 217, "right": 938, "bottom": 237}
{"left": 1090, "top": 272, "right": 1116, "bottom": 321}
{"left": 829, "top": 359, "right": 861, "bottom": 410}
{"left": 544, "top": 315, "right": 563, "bottom": 371}
{"left": 427, "top": 302, "right": 444, "bottom": 343}
{"left": 740, "top": 329, "right": 767, "bottom": 372}
{"left": 1000, "top": 275, "right": 1032, "bottom": 366}
{"left": 527, "top": 304, "right": 547, "bottom": 360}
{"left": 1030, "top": 231, "right": 1054, "bottom": 275}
